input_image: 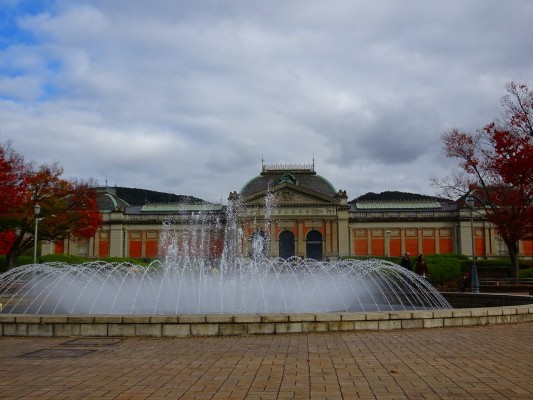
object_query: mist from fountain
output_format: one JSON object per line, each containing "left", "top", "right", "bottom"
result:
{"left": 0, "top": 193, "right": 451, "bottom": 315}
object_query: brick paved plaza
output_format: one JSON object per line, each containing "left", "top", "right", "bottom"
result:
{"left": 1, "top": 322, "right": 532, "bottom": 399}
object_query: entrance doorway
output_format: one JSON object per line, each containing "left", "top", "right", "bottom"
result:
{"left": 306, "top": 230, "right": 323, "bottom": 260}
{"left": 279, "top": 230, "right": 295, "bottom": 259}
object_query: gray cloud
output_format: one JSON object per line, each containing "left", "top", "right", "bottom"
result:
{"left": 1, "top": 0, "right": 532, "bottom": 202}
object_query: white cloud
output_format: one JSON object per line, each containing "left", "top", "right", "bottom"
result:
{"left": 1, "top": 0, "right": 532, "bottom": 202}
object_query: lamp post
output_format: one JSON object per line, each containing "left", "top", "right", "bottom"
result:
{"left": 33, "top": 203, "right": 41, "bottom": 264}
{"left": 465, "top": 195, "right": 479, "bottom": 293}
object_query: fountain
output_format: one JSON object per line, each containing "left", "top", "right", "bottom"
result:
{"left": 0, "top": 196, "right": 451, "bottom": 315}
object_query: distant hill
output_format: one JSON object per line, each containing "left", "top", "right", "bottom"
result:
{"left": 350, "top": 191, "right": 448, "bottom": 203}
{"left": 106, "top": 187, "right": 208, "bottom": 206}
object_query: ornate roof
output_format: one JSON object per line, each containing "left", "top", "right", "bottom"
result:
{"left": 96, "top": 189, "right": 130, "bottom": 212}
{"left": 240, "top": 166, "right": 337, "bottom": 198}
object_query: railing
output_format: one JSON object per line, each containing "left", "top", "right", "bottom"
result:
{"left": 479, "top": 278, "right": 533, "bottom": 286}
{"left": 350, "top": 211, "right": 458, "bottom": 220}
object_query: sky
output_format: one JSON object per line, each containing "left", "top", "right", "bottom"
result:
{"left": 1, "top": 0, "right": 532, "bottom": 204}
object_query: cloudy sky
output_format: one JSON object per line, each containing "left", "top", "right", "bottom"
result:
{"left": 1, "top": 0, "right": 532, "bottom": 203}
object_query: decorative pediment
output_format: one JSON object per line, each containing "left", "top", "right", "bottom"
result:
{"left": 242, "top": 183, "right": 339, "bottom": 206}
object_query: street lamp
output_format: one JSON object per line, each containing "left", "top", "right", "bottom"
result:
{"left": 33, "top": 203, "right": 41, "bottom": 264}
{"left": 465, "top": 195, "right": 479, "bottom": 293}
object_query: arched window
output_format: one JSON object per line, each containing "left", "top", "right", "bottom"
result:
{"left": 306, "top": 230, "right": 323, "bottom": 260}
{"left": 279, "top": 230, "right": 295, "bottom": 259}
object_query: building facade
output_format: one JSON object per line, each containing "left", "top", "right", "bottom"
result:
{"left": 42, "top": 163, "right": 533, "bottom": 260}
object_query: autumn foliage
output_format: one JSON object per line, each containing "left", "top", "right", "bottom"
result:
{"left": 0, "top": 141, "right": 102, "bottom": 270}
{"left": 434, "top": 82, "right": 533, "bottom": 278}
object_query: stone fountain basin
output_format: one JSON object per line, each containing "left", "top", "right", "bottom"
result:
{"left": 1, "top": 293, "right": 532, "bottom": 337}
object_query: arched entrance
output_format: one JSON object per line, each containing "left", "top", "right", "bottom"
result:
{"left": 279, "top": 230, "right": 295, "bottom": 259}
{"left": 306, "top": 230, "right": 323, "bottom": 260}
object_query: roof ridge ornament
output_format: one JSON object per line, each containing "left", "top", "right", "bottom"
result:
{"left": 262, "top": 162, "right": 315, "bottom": 173}
{"left": 279, "top": 172, "right": 298, "bottom": 185}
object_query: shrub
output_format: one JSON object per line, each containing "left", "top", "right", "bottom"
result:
{"left": 39, "top": 254, "right": 87, "bottom": 265}
{"left": 520, "top": 268, "right": 533, "bottom": 279}
{"left": 459, "top": 258, "right": 532, "bottom": 278}
{"left": 424, "top": 255, "right": 465, "bottom": 285}
{"left": 99, "top": 257, "right": 153, "bottom": 266}
{"left": 17, "top": 255, "right": 35, "bottom": 265}
{"left": 342, "top": 254, "right": 466, "bottom": 285}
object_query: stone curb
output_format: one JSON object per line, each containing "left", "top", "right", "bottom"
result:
{"left": 1, "top": 304, "right": 532, "bottom": 337}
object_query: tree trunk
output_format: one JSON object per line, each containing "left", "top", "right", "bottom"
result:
{"left": 6, "top": 247, "right": 21, "bottom": 271}
{"left": 506, "top": 241, "right": 520, "bottom": 280}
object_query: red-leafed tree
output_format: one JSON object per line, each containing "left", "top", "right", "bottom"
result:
{"left": 432, "top": 82, "right": 533, "bottom": 278}
{"left": 0, "top": 141, "right": 103, "bottom": 270}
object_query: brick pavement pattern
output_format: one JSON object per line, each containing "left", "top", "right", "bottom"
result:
{"left": 1, "top": 322, "right": 532, "bottom": 399}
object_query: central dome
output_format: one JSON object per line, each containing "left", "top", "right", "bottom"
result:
{"left": 240, "top": 162, "right": 337, "bottom": 197}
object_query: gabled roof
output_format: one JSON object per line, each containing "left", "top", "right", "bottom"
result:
{"left": 351, "top": 200, "right": 442, "bottom": 211}
{"left": 139, "top": 204, "right": 224, "bottom": 213}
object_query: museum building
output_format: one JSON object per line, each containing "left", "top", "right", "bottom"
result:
{"left": 42, "top": 163, "right": 533, "bottom": 261}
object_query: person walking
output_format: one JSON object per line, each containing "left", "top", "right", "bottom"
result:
{"left": 400, "top": 252, "right": 411, "bottom": 270}
{"left": 414, "top": 254, "right": 430, "bottom": 278}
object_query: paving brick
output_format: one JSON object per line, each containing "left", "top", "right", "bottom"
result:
{"left": 1, "top": 317, "right": 532, "bottom": 400}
